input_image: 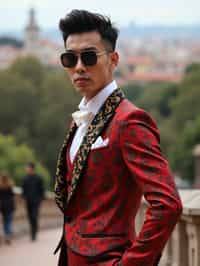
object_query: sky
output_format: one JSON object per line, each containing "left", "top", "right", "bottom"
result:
{"left": 1, "top": 0, "right": 200, "bottom": 31}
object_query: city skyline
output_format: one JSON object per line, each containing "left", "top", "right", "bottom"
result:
{"left": 1, "top": 0, "right": 200, "bottom": 32}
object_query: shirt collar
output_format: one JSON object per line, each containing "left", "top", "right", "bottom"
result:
{"left": 78, "top": 80, "right": 118, "bottom": 115}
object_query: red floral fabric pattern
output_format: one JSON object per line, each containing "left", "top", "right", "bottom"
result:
{"left": 62, "top": 98, "right": 182, "bottom": 266}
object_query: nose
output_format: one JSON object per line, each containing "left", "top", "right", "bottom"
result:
{"left": 74, "top": 56, "right": 86, "bottom": 73}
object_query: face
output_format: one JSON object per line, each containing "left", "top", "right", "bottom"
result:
{"left": 26, "top": 166, "right": 34, "bottom": 175}
{"left": 64, "top": 31, "right": 119, "bottom": 100}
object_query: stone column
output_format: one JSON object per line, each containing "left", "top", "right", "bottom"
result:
{"left": 171, "top": 220, "right": 188, "bottom": 266}
{"left": 186, "top": 219, "right": 200, "bottom": 266}
{"left": 193, "top": 144, "right": 200, "bottom": 188}
{"left": 183, "top": 193, "right": 200, "bottom": 266}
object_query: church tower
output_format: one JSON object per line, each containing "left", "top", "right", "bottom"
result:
{"left": 24, "top": 8, "right": 40, "bottom": 52}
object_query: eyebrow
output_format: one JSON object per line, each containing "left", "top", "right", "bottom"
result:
{"left": 66, "top": 47, "right": 98, "bottom": 53}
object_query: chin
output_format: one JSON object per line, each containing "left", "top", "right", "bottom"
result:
{"left": 76, "top": 85, "right": 86, "bottom": 91}
{"left": 75, "top": 87, "right": 87, "bottom": 96}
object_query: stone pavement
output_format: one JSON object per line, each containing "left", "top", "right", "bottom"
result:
{"left": 0, "top": 228, "right": 62, "bottom": 266}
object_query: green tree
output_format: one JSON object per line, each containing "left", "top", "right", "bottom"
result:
{"left": 0, "top": 56, "right": 80, "bottom": 180}
{"left": 9, "top": 56, "right": 45, "bottom": 87}
{"left": 34, "top": 71, "right": 80, "bottom": 176}
{"left": 136, "top": 82, "right": 178, "bottom": 120}
{"left": 123, "top": 82, "right": 145, "bottom": 102}
{"left": 0, "top": 134, "right": 50, "bottom": 189}
{"left": 0, "top": 70, "right": 37, "bottom": 136}
{"left": 168, "top": 116, "right": 200, "bottom": 183}
{"left": 185, "top": 63, "right": 200, "bottom": 74}
{"left": 170, "top": 69, "right": 200, "bottom": 133}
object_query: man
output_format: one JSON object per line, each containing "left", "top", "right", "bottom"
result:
{"left": 22, "top": 162, "right": 44, "bottom": 241}
{"left": 54, "top": 9, "right": 182, "bottom": 266}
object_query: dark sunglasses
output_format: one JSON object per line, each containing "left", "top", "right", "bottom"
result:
{"left": 60, "top": 50, "right": 108, "bottom": 68}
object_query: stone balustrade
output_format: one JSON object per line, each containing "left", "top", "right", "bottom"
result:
{"left": 135, "top": 189, "right": 200, "bottom": 266}
{"left": 1, "top": 188, "right": 200, "bottom": 265}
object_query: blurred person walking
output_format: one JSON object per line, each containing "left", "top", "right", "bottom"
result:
{"left": 22, "top": 162, "right": 44, "bottom": 241}
{"left": 0, "top": 173, "right": 15, "bottom": 244}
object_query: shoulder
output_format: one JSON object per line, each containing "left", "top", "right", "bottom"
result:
{"left": 117, "top": 98, "right": 157, "bottom": 128}
{"left": 116, "top": 98, "right": 160, "bottom": 141}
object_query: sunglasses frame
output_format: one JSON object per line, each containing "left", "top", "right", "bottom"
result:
{"left": 60, "top": 50, "right": 109, "bottom": 68}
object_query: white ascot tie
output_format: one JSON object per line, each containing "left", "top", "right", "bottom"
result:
{"left": 72, "top": 110, "right": 94, "bottom": 127}
{"left": 70, "top": 109, "right": 94, "bottom": 161}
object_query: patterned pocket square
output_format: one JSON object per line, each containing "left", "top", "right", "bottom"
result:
{"left": 91, "top": 137, "right": 109, "bottom": 150}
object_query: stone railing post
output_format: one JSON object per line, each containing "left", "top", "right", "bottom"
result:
{"left": 193, "top": 144, "right": 200, "bottom": 188}
{"left": 171, "top": 220, "right": 188, "bottom": 266}
{"left": 182, "top": 193, "right": 200, "bottom": 266}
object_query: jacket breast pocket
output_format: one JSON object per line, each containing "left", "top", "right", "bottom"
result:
{"left": 88, "top": 144, "right": 111, "bottom": 166}
{"left": 90, "top": 145, "right": 110, "bottom": 151}
{"left": 91, "top": 136, "right": 109, "bottom": 150}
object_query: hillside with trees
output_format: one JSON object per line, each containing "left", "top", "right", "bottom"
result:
{"left": 123, "top": 63, "right": 200, "bottom": 184}
{"left": 0, "top": 56, "right": 80, "bottom": 189}
{"left": 0, "top": 56, "right": 199, "bottom": 188}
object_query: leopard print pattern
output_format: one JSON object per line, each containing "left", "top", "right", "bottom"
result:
{"left": 67, "top": 88, "right": 125, "bottom": 203}
{"left": 54, "top": 123, "right": 77, "bottom": 212}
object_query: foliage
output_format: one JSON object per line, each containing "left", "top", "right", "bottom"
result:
{"left": 124, "top": 82, "right": 178, "bottom": 120}
{"left": 9, "top": 56, "right": 45, "bottom": 87}
{"left": 0, "top": 55, "right": 200, "bottom": 186}
{"left": 184, "top": 63, "right": 200, "bottom": 74}
{"left": 123, "top": 82, "right": 145, "bottom": 102}
{"left": 35, "top": 71, "right": 80, "bottom": 174}
{"left": 169, "top": 68, "right": 200, "bottom": 132}
{"left": 0, "top": 134, "right": 50, "bottom": 189}
{"left": 122, "top": 69, "right": 200, "bottom": 184}
{"left": 0, "top": 56, "right": 80, "bottom": 184}
{"left": 0, "top": 70, "right": 37, "bottom": 135}
{"left": 168, "top": 116, "right": 200, "bottom": 182}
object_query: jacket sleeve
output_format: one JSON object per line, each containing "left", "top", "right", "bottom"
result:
{"left": 119, "top": 109, "right": 182, "bottom": 266}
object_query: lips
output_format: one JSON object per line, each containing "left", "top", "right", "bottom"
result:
{"left": 74, "top": 77, "right": 90, "bottom": 86}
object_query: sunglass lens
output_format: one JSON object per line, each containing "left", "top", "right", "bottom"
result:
{"left": 61, "top": 53, "right": 77, "bottom": 68}
{"left": 81, "top": 51, "right": 97, "bottom": 66}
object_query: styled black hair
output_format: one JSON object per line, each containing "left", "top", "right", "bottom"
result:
{"left": 27, "top": 162, "right": 35, "bottom": 169}
{"left": 59, "top": 9, "right": 119, "bottom": 51}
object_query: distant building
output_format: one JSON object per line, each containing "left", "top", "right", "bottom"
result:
{"left": 23, "top": 8, "right": 62, "bottom": 67}
{"left": 1, "top": 8, "right": 200, "bottom": 83}
{"left": 24, "top": 8, "right": 40, "bottom": 53}
{"left": 0, "top": 7, "right": 62, "bottom": 69}
{"left": 0, "top": 45, "right": 23, "bottom": 70}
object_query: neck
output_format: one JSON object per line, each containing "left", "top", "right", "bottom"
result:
{"left": 84, "top": 80, "right": 114, "bottom": 102}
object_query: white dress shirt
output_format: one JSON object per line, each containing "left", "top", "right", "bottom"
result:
{"left": 70, "top": 80, "right": 118, "bottom": 162}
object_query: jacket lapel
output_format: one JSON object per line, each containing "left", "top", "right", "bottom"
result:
{"left": 55, "top": 122, "right": 77, "bottom": 212}
{"left": 67, "top": 88, "right": 125, "bottom": 203}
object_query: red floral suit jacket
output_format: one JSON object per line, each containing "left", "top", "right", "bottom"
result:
{"left": 54, "top": 89, "right": 182, "bottom": 266}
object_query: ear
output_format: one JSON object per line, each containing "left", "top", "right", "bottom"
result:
{"left": 110, "top": 51, "right": 119, "bottom": 70}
